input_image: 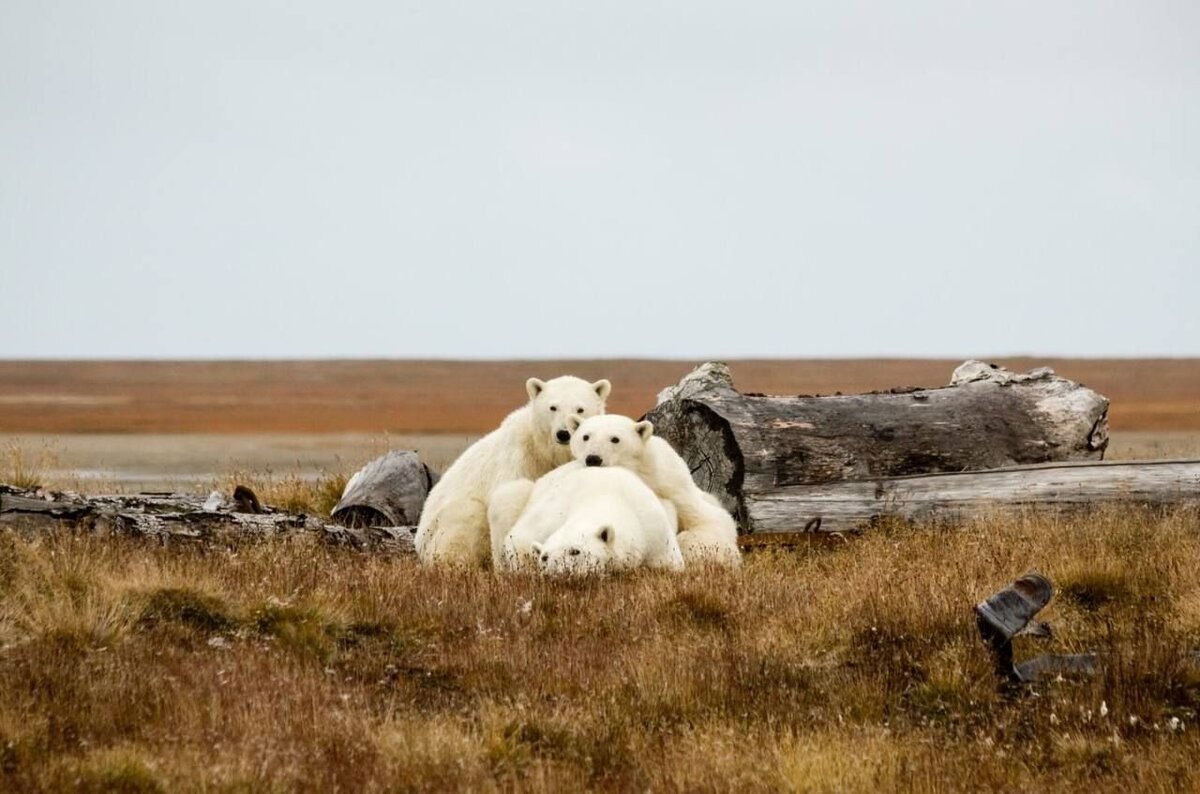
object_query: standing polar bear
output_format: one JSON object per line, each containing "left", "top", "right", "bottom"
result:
{"left": 566, "top": 414, "right": 742, "bottom": 567}
{"left": 489, "top": 465, "right": 683, "bottom": 575}
{"left": 413, "top": 376, "right": 611, "bottom": 567}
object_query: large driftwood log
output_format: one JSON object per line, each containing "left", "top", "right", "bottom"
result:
{"left": 753, "top": 459, "right": 1200, "bottom": 534}
{"left": 0, "top": 485, "right": 416, "bottom": 554}
{"left": 645, "top": 361, "right": 1111, "bottom": 530}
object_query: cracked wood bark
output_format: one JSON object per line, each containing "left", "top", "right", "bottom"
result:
{"left": 755, "top": 458, "right": 1200, "bottom": 534}
{"left": 0, "top": 485, "right": 416, "bottom": 554}
{"left": 645, "top": 360, "right": 1112, "bottom": 531}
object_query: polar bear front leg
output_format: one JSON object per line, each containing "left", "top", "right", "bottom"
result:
{"left": 677, "top": 528, "right": 741, "bottom": 568}
{"left": 488, "top": 479, "right": 535, "bottom": 569}
{"left": 501, "top": 516, "right": 562, "bottom": 573}
{"left": 419, "top": 497, "right": 491, "bottom": 568}
{"left": 675, "top": 493, "right": 741, "bottom": 568}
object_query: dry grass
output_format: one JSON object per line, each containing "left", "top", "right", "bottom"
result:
{"left": 1, "top": 440, "right": 58, "bottom": 491}
{"left": 2, "top": 505, "right": 1199, "bottom": 791}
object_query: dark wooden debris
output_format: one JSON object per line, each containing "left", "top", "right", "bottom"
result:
{"left": 975, "top": 572, "right": 1194, "bottom": 685}
{"left": 232, "top": 485, "right": 262, "bottom": 513}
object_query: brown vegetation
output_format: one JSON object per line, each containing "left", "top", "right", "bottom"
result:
{"left": 2, "top": 505, "right": 1199, "bottom": 791}
{"left": 1, "top": 358, "right": 1196, "bottom": 434}
{"left": 1, "top": 439, "right": 57, "bottom": 491}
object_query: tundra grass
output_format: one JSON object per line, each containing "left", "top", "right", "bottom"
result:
{"left": 1, "top": 505, "right": 1198, "bottom": 792}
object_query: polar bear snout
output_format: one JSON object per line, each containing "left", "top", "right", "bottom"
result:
{"left": 585, "top": 455, "right": 603, "bottom": 467}
{"left": 555, "top": 430, "right": 571, "bottom": 444}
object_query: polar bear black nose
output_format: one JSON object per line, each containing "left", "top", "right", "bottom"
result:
{"left": 585, "top": 455, "right": 603, "bottom": 467}
{"left": 556, "top": 430, "right": 571, "bottom": 444}
{"left": 540, "top": 553, "right": 549, "bottom": 563}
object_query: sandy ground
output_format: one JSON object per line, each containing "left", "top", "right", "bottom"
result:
{"left": 4, "top": 430, "right": 1196, "bottom": 494}
{"left": 1, "top": 433, "right": 476, "bottom": 493}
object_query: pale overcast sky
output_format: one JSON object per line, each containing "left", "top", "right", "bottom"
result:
{"left": 1, "top": 1, "right": 1197, "bottom": 359}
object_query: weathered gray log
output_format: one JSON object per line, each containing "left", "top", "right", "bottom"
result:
{"left": 753, "top": 459, "right": 1200, "bottom": 534}
{"left": 331, "top": 450, "right": 438, "bottom": 528}
{"left": 645, "top": 361, "right": 1111, "bottom": 530}
{"left": 0, "top": 484, "right": 416, "bottom": 554}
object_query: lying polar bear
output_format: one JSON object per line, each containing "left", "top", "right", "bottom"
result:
{"left": 565, "top": 413, "right": 742, "bottom": 567}
{"left": 488, "top": 464, "right": 683, "bottom": 575}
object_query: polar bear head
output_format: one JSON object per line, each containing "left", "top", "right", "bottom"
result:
{"left": 567, "top": 413, "right": 653, "bottom": 469}
{"left": 526, "top": 376, "right": 611, "bottom": 448}
{"left": 531, "top": 522, "right": 615, "bottom": 576}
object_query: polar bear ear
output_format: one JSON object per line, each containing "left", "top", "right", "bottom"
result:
{"left": 591, "top": 379, "right": 612, "bottom": 401}
{"left": 566, "top": 414, "right": 582, "bottom": 432}
{"left": 526, "top": 378, "right": 546, "bottom": 401}
{"left": 598, "top": 526, "right": 613, "bottom": 544}
{"left": 633, "top": 420, "right": 654, "bottom": 441}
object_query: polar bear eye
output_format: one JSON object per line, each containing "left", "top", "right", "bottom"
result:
{"left": 576, "top": 407, "right": 584, "bottom": 414}
{"left": 582, "top": 435, "right": 589, "bottom": 441}
{"left": 611, "top": 437, "right": 620, "bottom": 444}
{"left": 549, "top": 405, "right": 557, "bottom": 412}
{"left": 569, "top": 548, "right": 581, "bottom": 556}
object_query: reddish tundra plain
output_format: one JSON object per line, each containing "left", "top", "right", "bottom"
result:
{"left": 1, "top": 358, "right": 1197, "bottom": 434}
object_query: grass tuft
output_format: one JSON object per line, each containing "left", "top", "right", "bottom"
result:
{"left": 253, "top": 602, "right": 341, "bottom": 662}
{"left": 68, "top": 750, "right": 164, "bottom": 794}
{"left": 2, "top": 439, "right": 58, "bottom": 491}
{"left": 136, "top": 587, "right": 235, "bottom": 633}
{"left": 1060, "top": 570, "right": 1137, "bottom": 610}
{"left": 666, "top": 589, "right": 732, "bottom": 631}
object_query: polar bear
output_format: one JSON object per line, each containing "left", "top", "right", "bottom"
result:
{"left": 487, "top": 477, "right": 539, "bottom": 564}
{"left": 493, "top": 465, "right": 682, "bottom": 574}
{"left": 413, "top": 376, "right": 611, "bottom": 567}
{"left": 566, "top": 413, "right": 742, "bottom": 567}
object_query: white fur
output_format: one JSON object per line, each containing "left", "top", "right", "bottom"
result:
{"left": 487, "top": 478, "right": 537, "bottom": 564}
{"left": 497, "top": 465, "right": 683, "bottom": 575}
{"left": 494, "top": 462, "right": 582, "bottom": 569}
{"left": 568, "top": 413, "right": 742, "bottom": 568}
{"left": 413, "top": 375, "right": 610, "bottom": 567}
